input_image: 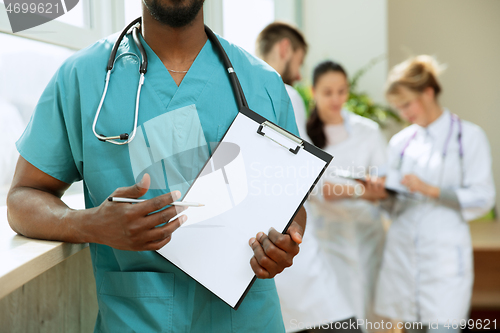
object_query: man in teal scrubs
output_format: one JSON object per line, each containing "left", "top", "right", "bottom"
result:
{"left": 7, "top": 0, "right": 307, "bottom": 332}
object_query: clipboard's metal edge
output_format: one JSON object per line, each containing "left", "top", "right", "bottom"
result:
{"left": 240, "top": 107, "right": 332, "bottom": 163}
{"left": 241, "top": 107, "right": 302, "bottom": 149}
{"left": 260, "top": 121, "right": 303, "bottom": 145}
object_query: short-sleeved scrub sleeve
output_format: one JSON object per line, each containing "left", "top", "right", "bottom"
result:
{"left": 16, "top": 67, "right": 82, "bottom": 184}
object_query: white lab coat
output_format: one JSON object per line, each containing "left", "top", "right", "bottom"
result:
{"left": 375, "top": 109, "right": 496, "bottom": 323}
{"left": 308, "top": 110, "right": 388, "bottom": 323}
{"left": 285, "top": 85, "right": 308, "bottom": 139}
{"left": 275, "top": 86, "right": 354, "bottom": 332}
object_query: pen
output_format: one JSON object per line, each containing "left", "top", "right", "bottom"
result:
{"left": 107, "top": 197, "right": 204, "bottom": 207}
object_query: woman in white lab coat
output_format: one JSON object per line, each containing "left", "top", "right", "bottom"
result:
{"left": 375, "top": 56, "right": 496, "bottom": 332}
{"left": 275, "top": 70, "right": 358, "bottom": 333}
{"left": 305, "top": 61, "right": 389, "bottom": 330}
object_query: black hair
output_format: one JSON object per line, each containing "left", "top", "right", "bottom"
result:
{"left": 306, "top": 61, "right": 348, "bottom": 148}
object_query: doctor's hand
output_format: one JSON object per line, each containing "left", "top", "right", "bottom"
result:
{"left": 87, "top": 174, "right": 187, "bottom": 251}
{"left": 360, "top": 176, "right": 388, "bottom": 201}
{"left": 248, "top": 222, "right": 303, "bottom": 279}
{"left": 401, "top": 174, "right": 440, "bottom": 198}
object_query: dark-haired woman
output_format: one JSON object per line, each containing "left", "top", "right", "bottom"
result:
{"left": 306, "top": 61, "right": 388, "bottom": 329}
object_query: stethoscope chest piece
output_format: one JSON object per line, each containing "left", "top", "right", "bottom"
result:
{"left": 93, "top": 17, "right": 145, "bottom": 145}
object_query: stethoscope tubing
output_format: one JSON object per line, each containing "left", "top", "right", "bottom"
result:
{"left": 398, "top": 113, "right": 464, "bottom": 187}
{"left": 93, "top": 18, "right": 247, "bottom": 145}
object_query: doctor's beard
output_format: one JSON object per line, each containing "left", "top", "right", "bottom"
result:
{"left": 143, "top": 0, "right": 205, "bottom": 28}
{"left": 281, "top": 60, "right": 295, "bottom": 86}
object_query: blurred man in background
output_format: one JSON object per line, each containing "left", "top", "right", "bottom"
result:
{"left": 256, "top": 22, "right": 308, "bottom": 138}
{"left": 257, "top": 23, "right": 360, "bottom": 333}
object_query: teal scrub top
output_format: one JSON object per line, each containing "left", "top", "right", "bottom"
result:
{"left": 17, "top": 29, "right": 299, "bottom": 333}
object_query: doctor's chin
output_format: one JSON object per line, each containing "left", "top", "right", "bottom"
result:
{"left": 1, "top": 1, "right": 499, "bottom": 333}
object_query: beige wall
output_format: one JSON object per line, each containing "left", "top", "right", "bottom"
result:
{"left": 388, "top": 0, "right": 500, "bottom": 212}
{"left": 301, "top": 0, "right": 388, "bottom": 103}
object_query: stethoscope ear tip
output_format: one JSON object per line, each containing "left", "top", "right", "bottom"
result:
{"left": 120, "top": 133, "right": 129, "bottom": 140}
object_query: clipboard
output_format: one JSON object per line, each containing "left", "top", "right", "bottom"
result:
{"left": 156, "top": 107, "right": 332, "bottom": 309}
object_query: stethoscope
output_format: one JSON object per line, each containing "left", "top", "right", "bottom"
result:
{"left": 92, "top": 17, "right": 249, "bottom": 145}
{"left": 397, "top": 112, "right": 464, "bottom": 187}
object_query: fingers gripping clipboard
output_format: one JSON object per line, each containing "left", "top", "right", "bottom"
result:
{"left": 156, "top": 107, "right": 333, "bottom": 309}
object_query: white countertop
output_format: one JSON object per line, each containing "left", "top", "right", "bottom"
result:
{"left": 0, "top": 193, "right": 86, "bottom": 299}
{"left": 469, "top": 220, "right": 500, "bottom": 251}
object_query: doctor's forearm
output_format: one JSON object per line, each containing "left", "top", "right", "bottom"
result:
{"left": 7, "top": 186, "right": 95, "bottom": 243}
{"left": 8, "top": 183, "right": 183, "bottom": 251}
{"left": 7, "top": 157, "right": 88, "bottom": 242}
{"left": 8, "top": 159, "right": 185, "bottom": 251}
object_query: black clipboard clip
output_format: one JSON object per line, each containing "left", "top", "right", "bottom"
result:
{"left": 257, "top": 121, "right": 303, "bottom": 154}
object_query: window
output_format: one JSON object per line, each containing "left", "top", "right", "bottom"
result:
{"left": 124, "top": 0, "right": 142, "bottom": 25}
{"left": 55, "top": 0, "right": 91, "bottom": 28}
{"left": 0, "top": 1, "right": 128, "bottom": 203}
{"left": 222, "top": 0, "right": 275, "bottom": 55}
{"left": 0, "top": 0, "right": 121, "bottom": 50}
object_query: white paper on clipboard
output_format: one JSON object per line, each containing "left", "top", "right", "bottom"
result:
{"left": 157, "top": 109, "right": 332, "bottom": 309}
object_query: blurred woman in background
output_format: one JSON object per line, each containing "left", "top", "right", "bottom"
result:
{"left": 375, "top": 55, "right": 496, "bottom": 332}
{"left": 306, "top": 61, "right": 388, "bottom": 330}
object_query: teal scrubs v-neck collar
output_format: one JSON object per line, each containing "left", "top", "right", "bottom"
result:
{"left": 133, "top": 33, "right": 219, "bottom": 112}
